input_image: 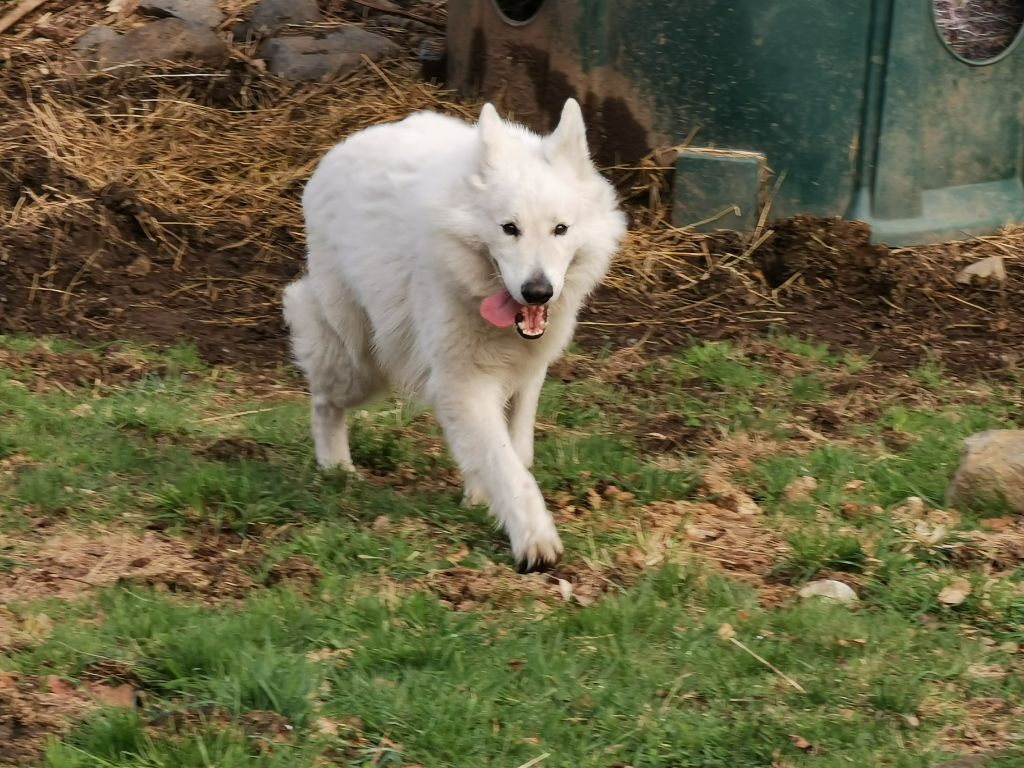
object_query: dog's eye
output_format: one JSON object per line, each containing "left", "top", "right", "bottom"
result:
{"left": 553, "top": 223, "right": 569, "bottom": 236}
{"left": 501, "top": 222, "right": 520, "bottom": 237}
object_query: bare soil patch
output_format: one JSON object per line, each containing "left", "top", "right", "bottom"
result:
{"left": 0, "top": 529, "right": 258, "bottom": 604}
{"left": 0, "top": 343, "right": 166, "bottom": 392}
{"left": 0, "top": 673, "right": 97, "bottom": 767}
{"left": 640, "top": 488, "right": 792, "bottom": 606}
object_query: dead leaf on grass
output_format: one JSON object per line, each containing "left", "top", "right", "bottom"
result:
{"left": 306, "top": 648, "right": 353, "bottom": 665}
{"left": 782, "top": 476, "right": 818, "bottom": 504}
{"left": 21, "top": 612, "right": 54, "bottom": 641}
{"left": 701, "top": 468, "right": 762, "bottom": 516}
{"left": 602, "top": 485, "right": 635, "bottom": 503}
{"left": 444, "top": 545, "right": 471, "bottom": 566}
{"left": 84, "top": 682, "right": 136, "bottom": 709}
{"left": 939, "top": 579, "right": 972, "bottom": 606}
{"left": 913, "top": 521, "right": 948, "bottom": 546}
{"left": 789, "top": 734, "right": 812, "bottom": 750}
{"left": 314, "top": 717, "right": 339, "bottom": 737}
{"left": 979, "top": 517, "right": 1014, "bottom": 532}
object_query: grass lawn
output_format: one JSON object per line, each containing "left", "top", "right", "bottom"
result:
{"left": 1, "top": 334, "right": 1022, "bottom": 767}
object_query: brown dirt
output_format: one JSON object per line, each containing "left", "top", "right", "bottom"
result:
{"left": 0, "top": 342, "right": 166, "bottom": 392}
{"left": 636, "top": 411, "right": 712, "bottom": 454}
{"left": 640, "top": 486, "right": 793, "bottom": 606}
{"left": 0, "top": 154, "right": 296, "bottom": 366}
{"left": 0, "top": 673, "right": 96, "bottom": 767}
{"left": 198, "top": 436, "right": 271, "bottom": 463}
{"left": 421, "top": 561, "right": 623, "bottom": 612}
{"left": 420, "top": 467, "right": 791, "bottom": 612}
{"left": 0, "top": 529, "right": 258, "bottom": 603}
{"left": 0, "top": 2, "right": 460, "bottom": 367}
{"left": 935, "top": 694, "right": 1024, "bottom": 756}
{"left": 583, "top": 217, "right": 1024, "bottom": 379}
{"left": 265, "top": 554, "right": 323, "bottom": 594}
{"left": 941, "top": 518, "right": 1024, "bottom": 572}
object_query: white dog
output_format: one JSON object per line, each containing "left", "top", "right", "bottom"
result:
{"left": 283, "top": 99, "right": 626, "bottom": 571}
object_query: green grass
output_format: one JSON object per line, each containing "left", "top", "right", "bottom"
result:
{"left": 2, "top": 334, "right": 1023, "bottom": 767}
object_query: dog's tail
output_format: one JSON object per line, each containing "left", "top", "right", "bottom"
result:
{"left": 282, "top": 277, "right": 323, "bottom": 368}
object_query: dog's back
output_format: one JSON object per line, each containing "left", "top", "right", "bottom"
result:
{"left": 299, "top": 112, "right": 484, "bottom": 390}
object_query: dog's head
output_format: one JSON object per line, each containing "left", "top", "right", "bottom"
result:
{"left": 445, "top": 99, "right": 626, "bottom": 340}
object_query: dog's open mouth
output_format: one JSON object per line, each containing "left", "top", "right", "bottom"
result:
{"left": 514, "top": 305, "right": 548, "bottom": 339}
{"left": 480, "top": 290, "right": 549, "bottom": 340}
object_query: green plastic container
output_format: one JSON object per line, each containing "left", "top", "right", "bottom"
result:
{"left": 447, "top": 0, "right": 1024, "bottom": 245}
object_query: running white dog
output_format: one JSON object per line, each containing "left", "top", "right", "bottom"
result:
{"left": 283, "top": 99, "right": 626, "bottom": 571}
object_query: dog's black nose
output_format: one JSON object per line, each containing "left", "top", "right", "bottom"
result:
{"left": 520, "top": 275, "right": 553, "bottom": 305}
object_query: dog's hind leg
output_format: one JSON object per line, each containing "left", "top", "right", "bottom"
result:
{"left": 283, "top": 276, "right": 382, "bottom": 471}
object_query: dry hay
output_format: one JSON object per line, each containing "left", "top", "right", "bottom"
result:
{"left": 2, "top": 56, "right": 471, "bottom": 260}
{"left": 1, "top": 30, "right": 473, "bottom": 362}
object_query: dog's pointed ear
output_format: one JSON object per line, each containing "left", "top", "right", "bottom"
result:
{"left": 544, "top": 98, "right": 590, "bottom": 174}
{"left": 477, "top": 102, "right": 507, "bottom": 172}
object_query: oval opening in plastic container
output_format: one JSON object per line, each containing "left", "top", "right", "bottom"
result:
{"left": 934, "top": 0, "right": 1024, "bottom": 63}
{"left": 492, "top": 0, "right": 545, "bottom": 24}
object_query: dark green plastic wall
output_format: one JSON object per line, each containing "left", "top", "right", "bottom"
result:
{"left": 447, "top": 0, "right": 1024, "bottom": 245}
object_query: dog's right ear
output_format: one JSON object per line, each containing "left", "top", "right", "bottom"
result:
{"left": 477, "top": 102, "right": 507, "bottom": 173}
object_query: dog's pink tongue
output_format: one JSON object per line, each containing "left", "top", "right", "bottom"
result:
{"left": 480, "top": 290, "right": 521, "bottom": 329}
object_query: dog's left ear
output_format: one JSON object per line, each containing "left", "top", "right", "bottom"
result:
{"left": 544, "top": 98, "right": 590, "bottom": 175}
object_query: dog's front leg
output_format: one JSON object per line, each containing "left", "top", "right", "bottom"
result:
{"left": 433, "top": 379, "right": 562, "bottom": 572}
{"left": 508, "top": 367, "right": 546, "bottom": 469}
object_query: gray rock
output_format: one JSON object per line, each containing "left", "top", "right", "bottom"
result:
{"left": 257, "top": 28, "right": 399, "bottom": 81}
{"left": 138, "top": 0, "right": 224, "bottom": 29}
{"left": 234, "top": 0, "right": 321, "bottom": 41}
{"left": 798, "top": 579, "right": 859, "bottom": 604}
{"left": 946, "top": 429, "right": 1024, "bottom": 514}
{"left": 74, "top": 26, "right": 120, "bottom": 54}
{"left": 955, "top": 254, "right": 1006, "bottom": 286}
{"left": 78, "top": 18, "right": 227, "bottom": 68}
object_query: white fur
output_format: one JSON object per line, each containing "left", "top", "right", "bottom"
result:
{"left": 282, "top": 99, "right": 627, "bottom": 570}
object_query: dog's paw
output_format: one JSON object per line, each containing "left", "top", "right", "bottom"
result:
{"left": 461, "top": 484, "right": 489, "bottom": 508}
{"left": 511, "top": 517, "right": 563, "bottom": 573}
{"left": 317, "top": 457, "right": 359, "bottom": 476}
